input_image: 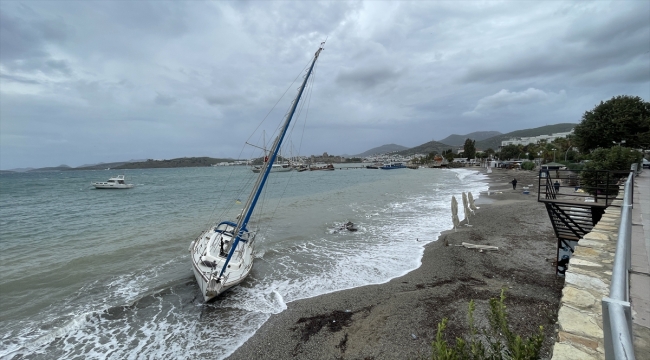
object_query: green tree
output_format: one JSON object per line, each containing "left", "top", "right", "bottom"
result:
{"left": 580, "top": 146, "right": 642, "bottom": 196}
{"left": 521, "top": 161, "right": 535, "bottom": 170}
{"left": 443, "top": 149, "right": 455, "bottom": 162}
{"left": 574, "top": 95, "right": 650, "bottom": 152}
{"left": 463, "top": 138, "right": 476, "bottom": 161}
{"left": 499, "top": 144, "right": 521, "bottom": 160}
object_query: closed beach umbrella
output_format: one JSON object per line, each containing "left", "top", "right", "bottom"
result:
{"left": 451, "top": 196, "right": 460, "bottom": 231}
{"left": 462, "top": 192, "right": 470, "bottom": 224}
{"left": 468, "top": 192, "right": 478, "bottom": 212}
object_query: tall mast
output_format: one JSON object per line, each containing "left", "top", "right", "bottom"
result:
{"left": 219, "top": 43, "right": 324, "bottom": 277}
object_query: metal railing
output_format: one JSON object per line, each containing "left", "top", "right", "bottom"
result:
{"left": 537, "top": 168, "right": 635, "bottom": 205}
{"left": 602, "top": 163, "right": 637, "bottom": 360}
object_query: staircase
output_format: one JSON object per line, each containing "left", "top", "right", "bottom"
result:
{"left": 542, "top": 200, "right": 603, "bottom": 243}
{"left": 537, "top": 171, "right": 608, "bottom": 270}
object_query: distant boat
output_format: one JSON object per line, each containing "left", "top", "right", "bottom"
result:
{"left": 250, "top": 132, "right": 293, "bottom": 173}
{"left": 380, "top": 162, "right": 406, "bottom": 170}
{"left": 91, "top": 175, "right": 134, "bottom": 189}
{"left": 188, "top": 43, "right": 325, "bottom": 302}
{"left": 365, "top": 162, "right": 382, "bottom": 169}
{"left": 309, "top": 164, "right": 335, "bottom": 171}
{"left": 251, "top": 163, "right": 292, "bottom": 173}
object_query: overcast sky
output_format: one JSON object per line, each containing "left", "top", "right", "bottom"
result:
{"left": 1, "top": 1, "right": 649, "bottom": 170}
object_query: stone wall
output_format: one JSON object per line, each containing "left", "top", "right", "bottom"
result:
{"left": 551, "top": 199, "right": 623, "bottom": 360}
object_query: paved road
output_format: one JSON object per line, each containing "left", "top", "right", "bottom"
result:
{"left": 631, "top": 168, "right": 650, "bottom": 358}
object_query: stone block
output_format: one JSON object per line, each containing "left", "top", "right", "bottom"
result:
{"left": 558, "top": 331, "right": 600, "bottom": 350}
{"left": 573, "top": 247, "right": 601, "bottom": 258}
{"left": 594, "top": 224, "right": 617, "bottom": 232}
{"left": 565, "top": 272, "right": 608, "bottom": 293}
{"left": 569, "top": 267, "right": 609, "bottom": 282}
{"left": 583, "top": 232, "right": 610, "bottom": 241}
{"left": 558, "top": 307, "right": 603, "bottom": 338}
{"left": 551, "top": 342, "right": 600, "bottom": 360}
{"left": 562, "top": 287, "right": 597, "bottom": 309}
{"left": 578, "top": 239, "right": 607, "bottom": 248}
{"left": 571, "top": 259, "right": 603, "bottom": 268}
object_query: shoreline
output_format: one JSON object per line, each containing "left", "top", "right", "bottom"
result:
{"left": 227, "top": 169, "right": 564, "bottom": 360}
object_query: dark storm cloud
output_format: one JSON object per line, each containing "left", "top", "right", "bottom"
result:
{"left": 462, "top": 5, "right": 650, "bottom": 85}
{"left": 205, "top": 95, "right": 233, "bottom": 107}
{"left": 155, "top": 93, "right": 176, "bottom": 106}
{"left": 1, "top": 1, "right": 649, "bottom": 170}
{"left": 0, "top": 73, "right": 41, "bottom": 84}
{"left": 335, "top": 65, "right": 402, "bottom": 90}
{"left": 0, "top": 9, "right": 74, "bottom": 79}
{"left": 0, "top": 10, "right": 67, "bottom": 63}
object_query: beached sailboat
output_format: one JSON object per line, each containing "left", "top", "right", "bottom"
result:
{"left": 188, "top": 43, "right": 325, "bottom": 302}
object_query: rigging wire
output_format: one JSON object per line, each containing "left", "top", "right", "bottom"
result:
{"left": 255, "top": 61, "right": 320, "bottom": 242}
{"left": 200, "top": 53, "right": 318, "bottom": 233}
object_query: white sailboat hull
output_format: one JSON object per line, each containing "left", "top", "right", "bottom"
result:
{"left": 189, "top": 226, "right": 255, "bottom": 302}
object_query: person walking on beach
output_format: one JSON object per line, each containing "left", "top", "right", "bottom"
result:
{"left": 554, "top": 180, "right": 560, "bottom": 193}
{"left": 511, "top": 178, "right": 517, "bottom": 190}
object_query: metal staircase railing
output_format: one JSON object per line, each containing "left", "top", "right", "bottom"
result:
{"left": 538, "top": 168, "right": 633, "bottom": 275}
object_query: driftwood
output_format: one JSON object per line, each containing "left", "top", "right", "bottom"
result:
{"left": 461, "top": 242, "right": 499, "bottom": 251}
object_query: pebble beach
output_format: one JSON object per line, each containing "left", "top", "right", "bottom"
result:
{"left": 227, "top": 169, "right": 564, "bottom": 360}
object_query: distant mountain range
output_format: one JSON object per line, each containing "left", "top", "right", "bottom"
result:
{"left": 474, "top": 123, "right": 576, "bottom": 151}
{"left": 437, "top": 131, "right": 502, "bottom": 146}
{"left": 386, "top": 123, "right": 576, "bottom": 156}
{"left": 354, "top": 144, "right": 409, "bottom": 157}
{"left": 394, "top": 140, "right": 453, "bottom": 157}
{"left": 4, "top": 123, "right": 578, "bottom": 172}
{"left": 4, "top": 158, "right": 237, "bottom": 172}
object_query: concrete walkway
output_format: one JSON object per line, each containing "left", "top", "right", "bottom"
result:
{"left": 631, "top": 169, "right": 650, "bottom": 358}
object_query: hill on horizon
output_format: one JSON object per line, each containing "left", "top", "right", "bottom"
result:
{"left": 8, "top": 123, "right": 579, "bottom": 171}
{"left": 438, "top": 131, "right": 502, "bottom": 146}
{"left": 10, "top": 157, "right": 240, "bottom": 172}
{"left": 354, "top": 144, "right": 409, "bottom": 157}
{"left": 394, "top": 140, "right": 453, "bottom": 157}
{"left": 392, "top": 122, "right": 577, "bottom": 157}
{"left": 475, "top": 123, "right": 577, "bottom": 151}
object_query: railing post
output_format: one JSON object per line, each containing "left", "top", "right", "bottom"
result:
{"left": 603, "top": 298, "right": 612, "bottom": 359}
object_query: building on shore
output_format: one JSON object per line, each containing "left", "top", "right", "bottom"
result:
{"left": 500, "top": 129, "right": 574, "bottom": 148}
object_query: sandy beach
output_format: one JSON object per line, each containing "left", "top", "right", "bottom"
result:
{"left": 227, "top": 169, "right": 564, "bottom": 360}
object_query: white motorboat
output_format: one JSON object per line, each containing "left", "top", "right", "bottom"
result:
{"left": 91, "top": 175, "right": 134, "bottom": 189}
{"left": 189, "top": 43, "right": 325, "bottom": 302}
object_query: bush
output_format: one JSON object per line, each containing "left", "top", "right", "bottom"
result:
{"left": 580, "top": 147, "right": 642, "bottom": 196}
{"left": 431, "top": 289, "right": 545, "bottom": 360}
{"left": 564, "top": 163, "right": 585, "bottom": 171}
{"left": 521, "top": 162, "right": 535, "bottom": 171}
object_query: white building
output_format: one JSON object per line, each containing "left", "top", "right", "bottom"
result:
{"left": 500, "top": 129, "right": 574, "bottom": 147}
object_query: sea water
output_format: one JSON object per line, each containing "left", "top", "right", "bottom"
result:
{"left": 0, "top": 166, "right": 488, "bottom": 359}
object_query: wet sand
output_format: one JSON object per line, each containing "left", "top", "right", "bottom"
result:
{"left": 227, "top": 169, "right": 564, "bottom": 360}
